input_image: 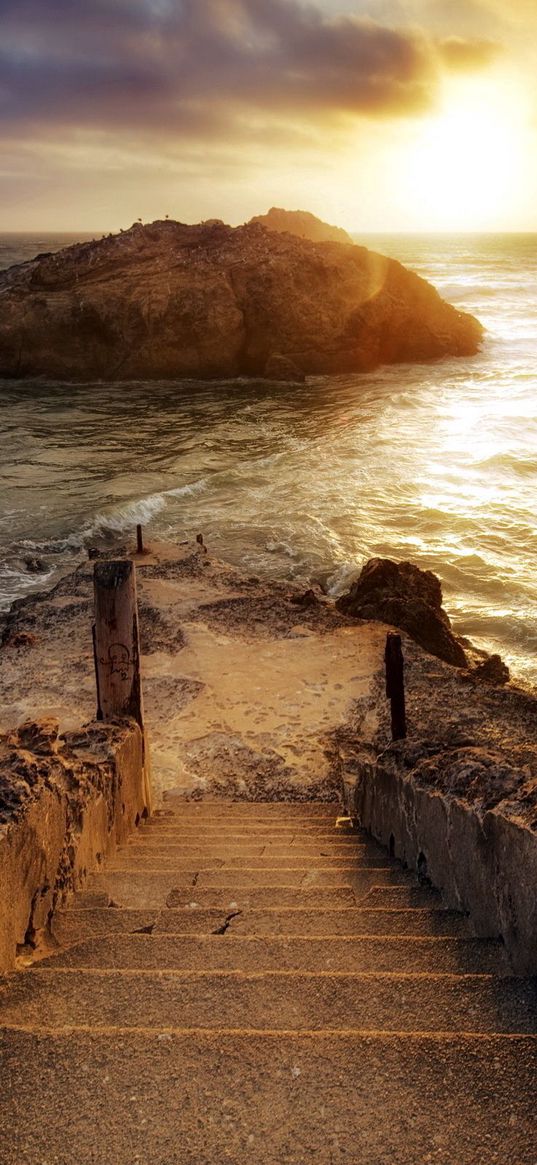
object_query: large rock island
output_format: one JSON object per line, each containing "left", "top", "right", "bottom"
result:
{"left": 0, "top": 215, "right": 483, "bottom": 381}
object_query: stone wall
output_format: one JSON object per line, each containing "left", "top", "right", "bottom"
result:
{"left": 350, "top": 743, "right": 537, "bottom": 975}
{"left": 0, "top": 717, "right": 148, "bottom": 974}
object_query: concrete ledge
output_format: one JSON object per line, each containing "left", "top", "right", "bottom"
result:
{"left": 351, "top": 744, "right": 537, "bottom": 975}
{"left": 0, "top": 719, "right": 147, "bottom": 974}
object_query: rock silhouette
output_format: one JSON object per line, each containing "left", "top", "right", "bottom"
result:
{"left": 248, "top": 207, "right": 354, "bottom": 244}
{"left": 0, "top": 217, "right": 483, "bottom": 381}
{"left": 337, "top": 557, "right": 468, "bottom": 668}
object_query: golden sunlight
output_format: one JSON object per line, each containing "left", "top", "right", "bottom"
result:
{"left": 400, "top": 79, "right": 528, "bottom": 230}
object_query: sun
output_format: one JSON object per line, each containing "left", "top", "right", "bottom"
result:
{"left": 400, "top": 79, "right": 527, "bottom": 230}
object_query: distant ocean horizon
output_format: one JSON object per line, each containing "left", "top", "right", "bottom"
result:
{"left": 1, "top": 230, "right": 536, "bottom": 685}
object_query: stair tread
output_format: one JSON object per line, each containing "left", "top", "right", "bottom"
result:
{"left": 43, "top": 934, "right": 509, "bottom": 974}
{"left": 2, "top": 1030, "right": 536, "bottom": 1164}
{"left": 87, "top": 867, "right": 408, "bottom": 893}
{"left": 105, "top": 858, "right": 395, "bottom": 872}
{"left": 2, "top": 968, "right": 536, "bottom": 1034}
{"left": 53, "top": 906, "right": 472, "bottom": 942}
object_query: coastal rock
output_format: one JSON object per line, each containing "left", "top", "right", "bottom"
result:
{"left": 248, "top": 207, "right": 354, "bottom": 245}
{"left": 263, "top": 353, "right": 306, "bottom": 382}
{"left": 17, "top": 717, "right": 60, "bottom": 755}
{"left": 336, "top": 557, "right": 467, "bottom": 667}
{"left": 473, "top": 654, "right": 510, "bottom": 685}
{"left": 23, "top": 556, "right": 47, "bottom": 574}
{"left": 0, "top": 217, "right": 483, "bottom": 381}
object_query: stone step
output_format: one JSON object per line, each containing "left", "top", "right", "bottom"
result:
{"left": 2, "top": 1030, "right": 537, "bottom": 1165}
{"left": 124, "top": 840, "right": 371, "bottom": 856}
{"left": 139, "top": 824, "right": 356, "bottom": 838}
{"left": 106, "top": 855, "right": 393, "bottom": 871}
{"left": 74, "top": 885, "right": 363, "bottom": 909}
{"left": 44, "top": 934, "right": 509, "bottom": 975}
{"left": 155, "top": 806, "right": 342, "bottom": 822}
{"left": 1, "top": 968, "right": 536, "bottom": 1034}
{"left": 159, "top": 801, "right": 341, "bottom": 813}
{"left": 363, "top": 886, "right": 443, "bottom": 908}
{"left": 86, "top": 869, "right": 407, "bottom": 908}
{"left": 74, "top": 881, "right": 440, "bottom": 910}
{"left": 52, "top": 906, "right": 473, "bottom": 945}
{"left": 92, "top": 868, "right": 404, "bottom": 888}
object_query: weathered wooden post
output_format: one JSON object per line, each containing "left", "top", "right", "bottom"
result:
{"left": 93, "top": 560, "right": 143, "bottom": 725}
{"left": 136, "top": 524, "right": 144, "bottom": 555}
{"left": 385, "top": 631, "right": 406, "bottom": 741}
{"left": 93, "top": 559, "right": 152, "bottom": 809}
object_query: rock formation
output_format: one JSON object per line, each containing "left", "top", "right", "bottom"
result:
{"left": 336, "top": 557, "right": 467, "bottom": 667}
{"left": 0, "top": 217, "right": 483, "bottom": 381}
{"left": 248, "top": 207, "right": 354, "bottom": 245}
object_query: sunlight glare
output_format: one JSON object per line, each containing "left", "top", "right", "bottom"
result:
{"left": 401, "top": 80, "right": 527, "bottom": 230}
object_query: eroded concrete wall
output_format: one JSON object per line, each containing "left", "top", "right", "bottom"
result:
{"left": 351, "top": 745, "right": 537, "bottom": 975}
{"left": 0, "top": 718, "right": 147, "bottom": 974}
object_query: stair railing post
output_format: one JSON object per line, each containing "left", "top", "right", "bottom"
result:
{"left": 93, "top": 559, "right": 152, "bottom": 810}
{"left": 385, "top": 631, "right": 407, "bottom": 741}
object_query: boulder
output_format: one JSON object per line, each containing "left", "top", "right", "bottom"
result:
{"left": 0, "top": 217, "right": 483, "bottom": 381}
{"left": 263, "top": 353, "right": 306, "bottom": 382}
{"left": 23, "top": 556, "right": 47, "bottom": 574}
{"left": 473, "top": 654, "right": 510, "bottom": 685}
{"left": 336, "top": 557, "right": 467, "bottom": 667}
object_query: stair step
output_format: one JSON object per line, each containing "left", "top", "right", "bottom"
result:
{"left": 91, "top": 868, "right": 405, "bottom": 888}
{"left": 44, "top": 934, "right": 509, "bottom": 975}
{"left": 159, "top": 801, "right": 341, "bottom": 816}
{"left": 85, "top": 869, "right": 407, "bottom": 907}
{"left": 124, "top": 841, "right": 370, "bottom": 856}
{"left": 139, "top": 824, "right": 355, "bottom": 837}
{"left": 53, "top": 906, "right": 473, "bottom": 944}
{"left": 107, "top": 855, "right": 393, "bottom": 871}
{"left": 363, "top": 886, "right": 443, "bottom": 908}
{"left": 1, "top": 969, "right": 536, "bottom": 1034}
{"left": 154, "top": 815, "right": 343, "bottom": 825}
{"left": 74, "top": 885, "right": 363, "bottom": 909}
{"left": 2, "top": 1030, "right": 537, "bottom": 1165}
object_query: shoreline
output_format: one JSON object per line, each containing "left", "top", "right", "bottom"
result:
{"left": 1, "top": 538, "right": 536, "bottom": 806}
{"left": 2, "top": 520, "right": 536, "bottom": 698}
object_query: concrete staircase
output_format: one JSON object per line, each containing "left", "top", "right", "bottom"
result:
{"left": 1, "top": 800, "right": 537, "bottom": 1163}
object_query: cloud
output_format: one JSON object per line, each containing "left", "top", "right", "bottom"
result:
{"left": 439, "top": 35, "right": 501, "bottom": 70}
{"left": 0, "top": 0, "right": 499, "bottom": 142}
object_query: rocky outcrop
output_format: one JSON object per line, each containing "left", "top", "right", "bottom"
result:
{"left": 0, "top": 217, "right": 483, "bottom": 381}
{"left": 0, "top": 717, "right": 147, "bottom": 972}
{"left": 336, "top": 557, "right": 467, "bottom": 667}
{"left": 248, "top": 207, "right": 354, "bottom": 245}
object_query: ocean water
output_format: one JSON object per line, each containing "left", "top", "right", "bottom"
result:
{"left": 0, "top": 231, "right": 536, "bottom": 684}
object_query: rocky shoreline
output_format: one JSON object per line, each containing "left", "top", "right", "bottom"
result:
{"left": 0, "top": 538, "right": 534, "bottom": 807}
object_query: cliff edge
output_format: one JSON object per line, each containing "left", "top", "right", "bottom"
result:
{"left": 0, "top": 217, "right": 483, "bottom": 381}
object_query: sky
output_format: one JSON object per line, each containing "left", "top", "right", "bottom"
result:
{"left": 1, "top": 0, "right": 536, "bottom": 232}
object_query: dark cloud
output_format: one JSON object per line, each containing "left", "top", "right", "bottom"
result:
{"left": 0, "top": 0, "right": 499, "bottom": 139}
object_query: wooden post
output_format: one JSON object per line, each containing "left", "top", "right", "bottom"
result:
{"left": 92, "top": 624, "right": 103, "bottom": 721}
{"left": 93, "top": 559, "right": 152, "bottom": 812}
{"left": 385, "top": 631, "right": 406, "bottom": 741}
{"left": 93, "top": 560, "right": 143, "bottom": 726}
{"left": 136, "top": 524, "right": 144, "bottom": 554}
